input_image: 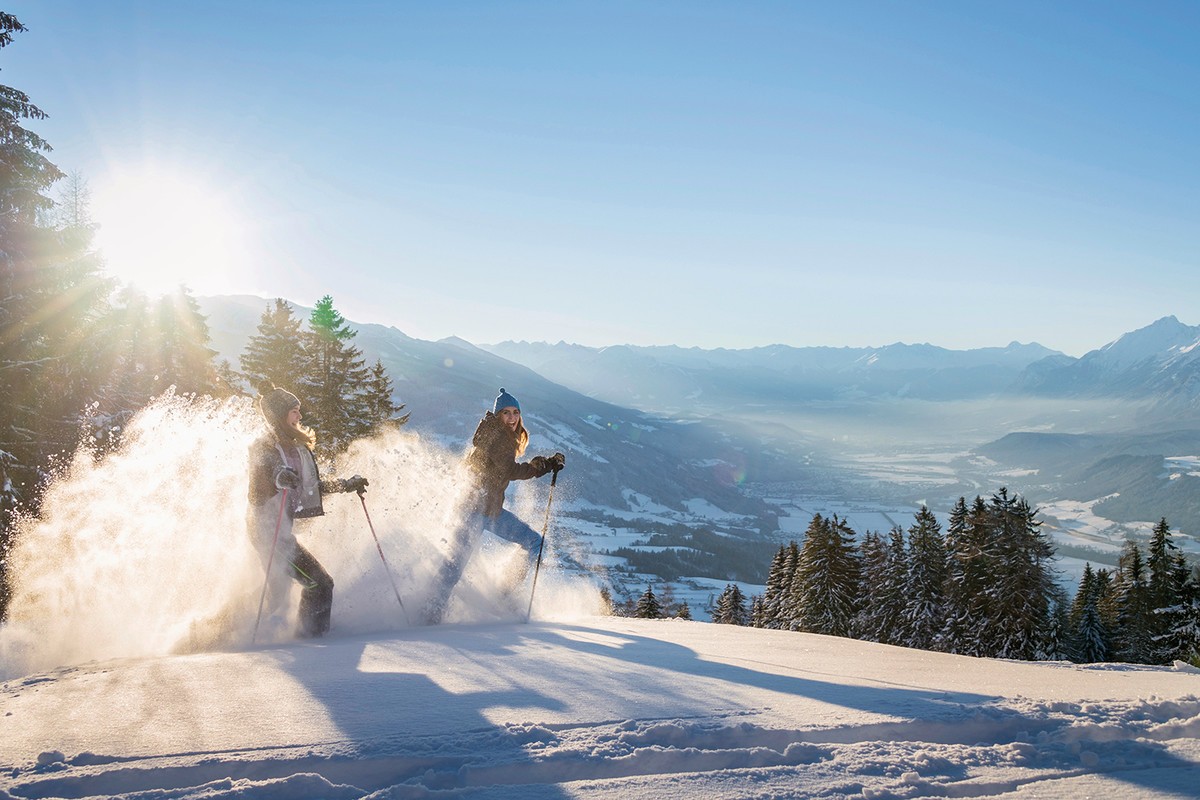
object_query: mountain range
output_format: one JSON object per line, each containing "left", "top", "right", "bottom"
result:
{"left": 199, "top": 296, "right": 1200, "bottom": 572}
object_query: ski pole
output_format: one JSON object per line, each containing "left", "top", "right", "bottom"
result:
{"left": 525, "top": 467, "right": 559, "bottom": 622}
{"left": 359, "top": 489, "right": 411, "bottom": 625}
{"left": 252, "top": 488, "right": 288, "bottom": 645}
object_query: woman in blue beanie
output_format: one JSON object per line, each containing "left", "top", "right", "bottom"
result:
{"left": 424, "top": 388, "right": 565, "bottom": 623}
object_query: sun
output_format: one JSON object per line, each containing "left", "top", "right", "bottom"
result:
{"left": 91, "top": 164, "right": 246, "bottom": 297}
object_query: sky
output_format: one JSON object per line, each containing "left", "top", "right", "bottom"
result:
{"left": 3, "top": 1, "right": 1198, "bottom": 356}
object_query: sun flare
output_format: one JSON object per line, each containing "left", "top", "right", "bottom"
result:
{"left": 92, "top": 165, "right": 245, "bottom": 297}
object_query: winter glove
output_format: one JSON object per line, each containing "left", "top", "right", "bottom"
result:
{"left": 549, "top": 452, "right": 566, "bottom": 472}
{"left": 529, "top": 456, "right": 552, "bottom": 477}
{"left": 274, "top": 466, "right": 301, "bottom": 491}
{"left": 343, "top": 475, "right": 369, "bottom": 495}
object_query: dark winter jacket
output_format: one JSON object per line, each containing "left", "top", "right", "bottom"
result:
{"left": 247, "top": 430, "right": 346, "bottom": 518}
{"left": 466, "top": 412, "right": 547, "bottom": 518}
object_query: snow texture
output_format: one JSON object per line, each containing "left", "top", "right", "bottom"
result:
{"left": 2, "top": 619, "right": 1199, "bottom": 799}
{"left": 2, "top": 393, "right": 1200, "bottom": 799}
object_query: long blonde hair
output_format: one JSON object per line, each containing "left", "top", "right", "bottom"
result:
{"left": 513, "top": 417, "right": 529, "bottom": 457}
{"left": 278, "top": 419, "right": 316, "bottom": 450}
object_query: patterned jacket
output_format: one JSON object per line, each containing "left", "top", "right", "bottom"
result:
{"left": 465, "top": 412, "right": 546, "bottom": 517}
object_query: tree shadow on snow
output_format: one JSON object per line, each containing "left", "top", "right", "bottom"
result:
{"left": 274, "top": 630, "right": 573, "bottom": 798}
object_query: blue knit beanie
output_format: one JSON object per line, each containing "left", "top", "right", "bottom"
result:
{"left": 493, "top": 387, "right": 520, "bottom": 414}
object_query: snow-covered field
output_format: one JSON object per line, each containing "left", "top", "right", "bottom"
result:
{"left": 7, "top": 394, "right": 1200, "bottom": 798}
{"left": 4, "top": 617, "right": 1199, "bottom": 800}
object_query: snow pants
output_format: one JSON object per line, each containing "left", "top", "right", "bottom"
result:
{"left": 424, "top": 509, "right": 541, "bottom": 623}
{"left": 290, "top": 544, "right": 334, "bottom": 638}
{"left": 248, "top": 496, "right": 334, "bottom": 638}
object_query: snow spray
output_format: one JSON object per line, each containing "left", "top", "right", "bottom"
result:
{"left": 0, "top": 393, "right": 595, "bottom": 678}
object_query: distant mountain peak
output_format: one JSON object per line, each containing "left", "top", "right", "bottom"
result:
{"left": 1095, "top": 316, "right": 1198, "bottom": 367}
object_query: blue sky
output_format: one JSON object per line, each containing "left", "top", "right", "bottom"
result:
{"left": 5, "top": 1, "right": 1197, "bottom": 355}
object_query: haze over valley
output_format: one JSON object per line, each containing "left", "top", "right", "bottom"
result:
{"left": 201, "top": 297, "right": 1200, "bottom": 610}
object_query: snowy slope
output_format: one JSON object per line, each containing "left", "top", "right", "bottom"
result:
{"left": 3, "top": 617, "right": 1200, "bottom": 799}
{"left": 3, "top": 355, "right": 1200, "bottom": 799}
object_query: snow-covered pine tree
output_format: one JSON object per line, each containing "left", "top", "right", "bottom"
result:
{"left": 902, "top": 506, "right": 947, "bottom": 650}
{"left": 1040, "top": 585, "right": 1073, "bottom": 661}
{"left": 852, "top": 528, "right": 906, "bottom": 644}
{"left": 676, "top": 600, "right": 692, "bottom": 621}
{"left": 240, "top": 298, "right": 307, "bottom": 393}
{"left": 852, "top": 531, "right": 886, "bottom": 642}
{"left": 1147, "top": 518, "right": 1191, "bottom": 664}
{"left": 1070, "top": 564, "right": 1110, "bottom": 663}
{"left": 985, "top": 490, "right": 1057, "bottom": 660}
{"left": 941, "top": 495, "right": 995, "bottom": 656}
{"left": 634, "top": 585, "right": 663, "bottom": 619}
{"left": 748, "top": 595, "right": 763, "bottom": 627}
{"left": 794, "top": 514, "right": 861, "bottom": 637}
{"left": 759, "top": 544, "right": 792, "bottom": 628}
{"left": 1173, "top": 566, "right": 1200, "bottom": 667}
{"left": 1094, "top": 567, "right": 1120, "bottom": 645}
{"left": 1113, "top": 540, "right": 1155, "bottom": 664}
{"left": 713, "top": 583, "right": 749, "bottom": 625}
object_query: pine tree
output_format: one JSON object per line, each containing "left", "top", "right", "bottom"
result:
{"left": 946, "top": 495, "right": 982, "bottom": 655}
{"left": 853, "top": 528, "right": 906, "bottom": 644}
{"left": 1094, "top": 567, "right": 1120, "bottom": 645}
{"left": 1113, "top": 540, "right": 1155, "bottom": 664}
{"left": 1, "top": 17, "right": 111, "bottom": 617}
{"left": 150, "top": 288, "right": 221, "bottom": 396}
{"left": 748, "top": 595, "right": 763, "bottom": 627}
{"left": 240, "top": 298, "right": 306, "bottom": 393}
{"left": 902, "top": 506, "right": 947, "bottom": 650}
{"left": 1069, "top": 563, "right": 1111, "bottom": 663}
{"left": 986, "top": 490, "right": 1057, "bottom": 660}
{"left": 713, "top": 583, "right": 749, "bottom": 625}
{"left": 762, "top": 541, "right": 799, "bottom": 629}
{"left": 1041, "top": 586, "right": 1072, "bottom": 661}
{"left": 89, "top": 287, "right": 223, "bottom": 435}
{"left": 634, "top": 585, "right": 663, "bottom": 619}
{"left": 0, "top": 15, "right": 61, "bottom": 223}
{"left": 302, "top": 295, "right": 372, "bottom": 458}
{"left": 942, "top": 496, "right": 995, "bottom": 656}
{"left": 1173, "top": 566, "right": 1200, "bottom": 667}
{"left": 1146, "top": 518, "right": 1190, "bottom": 664}
{"left": 793, "top": 514, "right": 861, "bottom": 637}
{"left": 851, "top": 531, "right": 885, "bottom": 641}
{"left": 363, "top": 358, "right": 409, "bottom": 431}
{"left": 676, "top": 600, "right": 692, "bottom": 621}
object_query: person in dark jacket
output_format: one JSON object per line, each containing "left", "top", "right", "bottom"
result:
{"left": 247, "top": 384, "right": 369, "bottom": 638}
{"left": 423, "top": 387, "right": 565, "bottom": 623}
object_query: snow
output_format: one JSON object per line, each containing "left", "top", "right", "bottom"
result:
{"left": 680, "top": 497, "right": 750, "bottom": 522}
{"left": 1164, "top": 456, "right": 1200, "bottom": 480}
{"left": 5, "top": 399, "right": 1200, "bottom": 798}
{"left": 3, "top": 619, "right": 1200, "bottom": 799}
{"left": 528, "top": 417, "right": 610, "bottom": 465}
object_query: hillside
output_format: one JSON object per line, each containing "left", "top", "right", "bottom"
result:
{"left": 197, "top": 296, "right": 1200, "bottom": 584}
{"left": 4, "top": 617, "right": 1199, "bottom": 799}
